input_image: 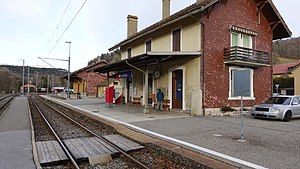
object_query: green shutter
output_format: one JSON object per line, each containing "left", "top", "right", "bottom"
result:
{"left": 243, "top": 35, "right": 250, "bottom": 48}
{"left": 231, "top": 32, "right": 239, "bottom": 47}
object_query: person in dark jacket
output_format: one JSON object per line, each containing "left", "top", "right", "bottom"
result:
{"left": 156, "top": 88, "right": 164, "bottom": 111}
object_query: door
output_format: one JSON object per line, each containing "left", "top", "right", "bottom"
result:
{"left": 172, "top": 70, "right": 183, "bottom": 109}
{"left": 291, "top": 97, "right": 300, "bottom": 116}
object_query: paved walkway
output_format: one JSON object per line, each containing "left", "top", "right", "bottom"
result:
{"left": 62, "top": 97, "right": 190, "bottom": 123}
{"left": 0, "top": 96, "right": 35, "bottom": 169}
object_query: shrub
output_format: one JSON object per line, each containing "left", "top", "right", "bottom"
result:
{"left": 220, "top": 106, "right": 235, "bottom": 113}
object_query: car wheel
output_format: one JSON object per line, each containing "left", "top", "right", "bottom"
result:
{"left": 283, "top": 111, "right": 292, "bottom": 122}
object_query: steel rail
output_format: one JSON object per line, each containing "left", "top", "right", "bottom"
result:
{"left": 0, "top": 96, "right": 15, "bottom": 119}
{"left": 30, "top": 98, "right": 80, "bottom": 169}
{"left": 36, "top": 96, "right": 150, "bottom": 169}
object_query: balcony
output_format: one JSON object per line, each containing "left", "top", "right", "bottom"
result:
{"left": 224, "top": 46, "right": 270, "bottom": 67}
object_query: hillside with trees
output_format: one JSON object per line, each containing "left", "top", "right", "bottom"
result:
{"left": 88, "top": 50, "right": 121, "bottom": 66}
{"left": 273, "top": 37, "right": 300, "bottom": 64}
{"left": 0, "top": 65, "right": 67, "bottom": 93}
{"left": 0, "top": 67, "right": 21, "bottom": 93}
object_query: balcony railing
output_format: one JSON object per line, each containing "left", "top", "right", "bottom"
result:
{"left": 224, "top": 46, "right": 270, "bottom": 67}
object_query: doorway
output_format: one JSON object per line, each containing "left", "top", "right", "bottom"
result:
{"left": 172, "top": 69, "right": 183, "bottom": 109}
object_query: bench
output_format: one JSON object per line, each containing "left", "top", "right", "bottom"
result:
{"left": 131, "top": 96, "right": 141, "bottom": 106}
{"left": 163, "top": 99, "right": 170, "bottom": 111}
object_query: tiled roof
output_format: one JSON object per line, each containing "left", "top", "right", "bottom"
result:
{"left": 109, "top": 0, "right": 291, "bottom": 51}
{"left": 273, "top": 61, "right": 300, "bottom": 75}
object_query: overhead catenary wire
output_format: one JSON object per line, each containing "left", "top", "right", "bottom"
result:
{"left": 49, "top": 0, "right": 88, "bottom": 55}
{"left": 45, "top": 0, "right": 72, "bottom": 48}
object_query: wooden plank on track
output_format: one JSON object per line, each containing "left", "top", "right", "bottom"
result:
{"left": 82, "top": 137, "right": 106, "bottom": 155}
{"left": 36, "top": 142, "right": 47, "bottom": 164}
{"left": 76, "top": 138, "right": 97, "bottom": 157}
{"left": 68, "top": 138, "right": 90, "bottom": 158}
{"left": 36, "top": 141, "right": 68, "bottom": 164}
{"left": 41, "top": 141, "right": 52, "bottom": 163}
{"left": 45, "top": 141, "right": 60, "bottom": 162}
{"left": 63, "top": 139, "right": 82, "bottom": 159}
{"left": 52, "top": 141, "right": 68, "bottom": 160}
{"left": 103, "top": 134, "right": 144, "bottom": 151}
{"left": 90, "top": 137, "right": 117, "bottom": 154}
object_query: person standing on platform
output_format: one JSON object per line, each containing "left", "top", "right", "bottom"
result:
{"left": 156, "top": 88, "right": 164, "bottom": 111}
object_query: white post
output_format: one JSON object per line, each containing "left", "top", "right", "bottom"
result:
{"left": 144, "top": 65, "right": 149, "bottom": 114}
{"left": 239, "top": 95, "right": 245, "bottom": 142}
{"left": 27, "top": 66, "right": 30, "bottom": 94}
{"left": 47, "top": 74, "right": 49, "bottom": 95}
{"left": 22, "top": 60, "right": 25, "bottom": 95}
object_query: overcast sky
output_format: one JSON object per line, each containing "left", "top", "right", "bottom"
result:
{"left": 0, "top": 0, "right": 299, "bottom": 71}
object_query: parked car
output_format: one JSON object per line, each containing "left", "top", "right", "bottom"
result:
{"left": 251, "top": 95, "right": 300, "bottom": 122}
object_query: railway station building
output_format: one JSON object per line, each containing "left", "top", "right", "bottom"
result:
{"left": 92, "top": 0, "right": 291, "bottom": 115}
{"left": 68, "top": 60, "right": 108, "bottom": 97}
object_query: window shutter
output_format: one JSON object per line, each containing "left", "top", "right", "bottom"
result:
{"left": 172, "top": 29, "right": 181, "bottom": 51}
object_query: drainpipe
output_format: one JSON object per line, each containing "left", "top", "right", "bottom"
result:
{"left": 189, "top": 13, "right": 206, "bottom": 116}
{"left": 200, "top": 21, "right": 206, "bottom": 116}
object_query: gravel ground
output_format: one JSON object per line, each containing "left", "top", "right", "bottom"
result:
{"left": 29, "top": 99, "right": 55, "bottom": 141}
{"left": 31, "top": 97, "right": 92, "bottom": 140}
{"left": 131, "top": 116, "right": 300, "bottom": 169}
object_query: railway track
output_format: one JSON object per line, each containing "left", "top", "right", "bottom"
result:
{"left": 29, "top": 96, "right": 149, "bottom": 169}
{"left": 0, "top": 94, "right": 16, "bottom": 119}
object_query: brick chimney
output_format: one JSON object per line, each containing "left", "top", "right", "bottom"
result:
{"left": 127, "top": 15, "right": 138, "bottom": 37}
{"left": 162, "top": 0, "right": 171, "bottom": 19}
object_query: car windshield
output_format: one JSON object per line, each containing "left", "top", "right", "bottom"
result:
{"left": 265, "top": 97, "right": 291, "bottom": 105}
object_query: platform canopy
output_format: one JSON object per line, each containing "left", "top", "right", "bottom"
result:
{"left": 92, "top": 51, "right": 201, "bottom": 73}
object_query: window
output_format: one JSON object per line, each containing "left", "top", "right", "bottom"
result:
{"left": 229, "top": 67, "right": 254, "bottom": 98}
{"left": 145, "top": 40, "right": 151, "bottom": 52}
{"left": 292, "top": 97, "right": 300, "bottom": 105}
{"left": 127, "top": 48, "right": 131, "bottom": 58}
{"left": 231, "top": 32, "right": 252, "bottom": 49}
{"left": 172, "top": 29, "right": 181, "bottom": 51}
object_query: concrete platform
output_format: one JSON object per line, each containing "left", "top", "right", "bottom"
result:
{"left": 0, "top": 96, "right": 36, "bottom": 169}
{"left": 61, "top": 97, "right": 190, "bottom": 123}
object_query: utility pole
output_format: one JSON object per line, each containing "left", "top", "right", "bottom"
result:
{"left": 47, "top": 74, "right": 49, "bottom": 95}
{"left": 22, "top": 60, "right": 25, "bottom": 95}
{"left": 65, "top": 41, "right": 71, "bottom": 99}
{"left": 36, "top": 71, "right": 38, "bottom": 93}
{"left": 27, "top": 66, "right": 30, "bottom": 94}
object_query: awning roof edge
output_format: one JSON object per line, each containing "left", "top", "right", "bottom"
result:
{"left": 92, "top": 51, "right": 202, "bottom": 73}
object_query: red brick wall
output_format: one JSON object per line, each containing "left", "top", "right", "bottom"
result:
{"left": 76, "top": 64, "right": 106, "bottom": 97}
{"left": 201, "top": 0, "right": 273, "bottom": 109}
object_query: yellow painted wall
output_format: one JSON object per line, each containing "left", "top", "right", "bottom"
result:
{"left": 73, "top": 82, "right": 79, "bottom": 93}
{"left": 292, "top": 68, "right": 300, "bottom": 95}
{"left": 72, "top": 81, "right": 86, "bottom": 94}
{"left": 182, "top": 22, "right": 201, "bottom": 51}
{"left": 120, "top": 18, "right": 201, "bottom": 59}
{"left": 152, "top": 33, "right": 171, "bottom": 51}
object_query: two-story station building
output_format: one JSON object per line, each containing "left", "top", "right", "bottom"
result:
{"left": 93, "top": 0, "right": 291, "bottom": 115}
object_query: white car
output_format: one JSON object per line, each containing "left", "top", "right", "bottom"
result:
{"left": 251, "top": 95, "right": 300, "bottom": 122}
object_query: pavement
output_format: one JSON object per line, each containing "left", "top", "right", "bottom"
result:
{"left": 0, "top": 96, "right": 36, "bottom": 169}
{"left": 58, "top": 96, "right": 300, "bottom": 169}
{"left": 62, "top": 97, "right": 190, "bottom": 123}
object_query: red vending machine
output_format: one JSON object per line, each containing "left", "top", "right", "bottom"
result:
{"left": 105, "top": 86, "right": 114, "bottom": 107}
